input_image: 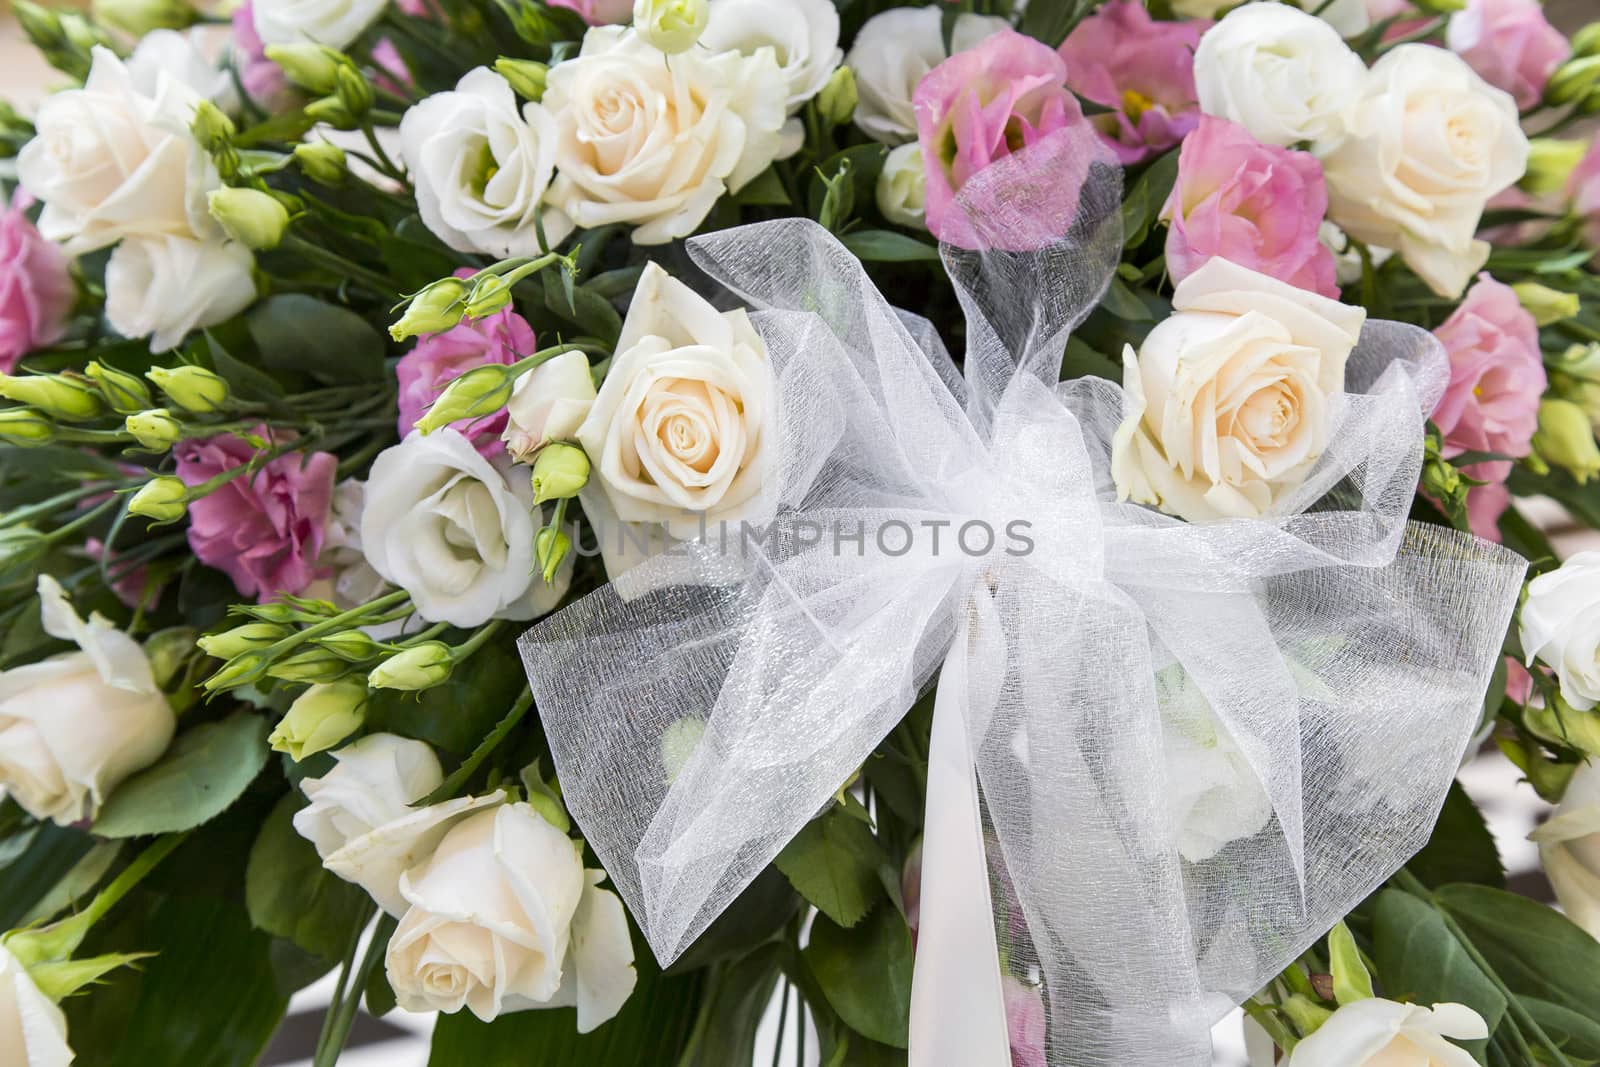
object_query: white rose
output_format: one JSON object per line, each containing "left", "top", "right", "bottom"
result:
{"left": 1284, "top": 1000, "right": 1487, "bottom": 1066}
{"left": 362, "top": 429, "right": 572, "bottom": 628}
{"left": 503, "top": 351, "right": 597, "bottom": 462}
{"left": 1111, "top": 257, "right": 1367, "bottom": 522}
{"left": 294, "top": 733, "right": 442, "bottom": 861}
{"left": 17, "top": 46, "right": 221, "bottom": 256}
{"left": 105, "top": 235, "right": 256, "bottom": 353}
{"left": 1321, "top": 45, "right": 1530, "bottom": 300}
{"left": 876, "top": 143, "right": 927, "bottom": 231}
{"left": 251, "top": 0, "right": 388, "bottom": 49}
{"left": 577, "top": 262, "right": 771, "bottom": 536}
{"left": 1157, "top": 668, "right": 1272, "bottom": 863}
{"left": 700, "top": 0, "right": 842, "bottom": 114}
{"left": 124, "top": 28, "right": 240, "bottom": 112}
{"left": 399, "top": 68, "right": 570, "bottom": 259}
{"left": 0, "top": 944, "right": 71, "bottom": 1067}
{"left": 0, "top": 577, "right": 174, "bottom": 826}
{"left": 386, "top": 802, "right": 637, "bottom": 1029}
{"left": 1521, "top": 551, "right": 1600, "bottom": 711}
{"left": 544, "top": 27, "right": 790, "bottom": 245}
{"left": 1530, "top": 759, "right": 1600, "bottom": 940}
{"left": 845, "top": 6, "right": 1010, "bottom": 145}
{"left": 1194, "top": 3, "right": 1367, "bottom": 150}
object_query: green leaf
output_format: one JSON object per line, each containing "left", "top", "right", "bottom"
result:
{"left": 1371, "top": 890, "right": 1505, "bottom": 1063}
{"left": 775, "top": 807, "right": 889, "bottom": 928}
{"left": 670, "top": 865, "right": 801, "bottom": 972}
{"left": 246, "top": 295, "right": 386, "bottom": 385}
{"left": 0, "top": 822, "right": 94, "bottom": 928}
{"left": 1328, "top": 921, "right": 1375, "bottom": 1005}
{"left": 542, "top": 270, "right": 623, "bottom": 347}
{"left": 804, "top": 905, "right": 913, "bottom": 1049}
{"left": 1019, "top": 0, "right": 1095, "bottom": 47}
{"left": 93, "top": 713, "right": 270, "bottom": 838}
{"left": 1407, "top": 784, "right": 1505, "bottom": 889}
{"left": 245, "top": 792, "right": 371, "bottom": 961}
{"left": 1099, "top": 277, "right": 1156, "bottom": 322}
{"left": 732, "top": 166, "right": 792, "bottom": 207}
{"left": 677, "top": 943, "right": 785, "bottom": 1067}
{"left": 367, "top": 640, "right": 526, "bottom": 754}
{"left": 1120, "top": 149, "right": 1180, "bottom": 249}
{"left": 840, "top": 230, "right": 942, "bottom": 263}
{"left": 201, "top": 330, "right": 286, "bottom": 402}
{"left": 1522, "top": 997, "right": 1600, "bottom": 1061}
{"left": 1437, "top": 884, "right": 1600, "bottom": 1025}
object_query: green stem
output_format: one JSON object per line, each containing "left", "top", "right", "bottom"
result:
{"left": 261, "top": 590, "right": 411, "bottom": 660}
{"left": 1, "top": 483, "right": 132, "bottom": 531}
{"left": 43, "top": 497, "right": 118, "bottom": 545}
{"left": 449, "top": 620, "right": 504, "bottom": 663}
{"left": 280, "top": 236, "right": 397, "bottom": 298}
{"left": 421, "top": 688, "right": 533, "bottom": 805}
{"left": 311, "top": 913, "right": 368, "bottom": 1065}
{"left": 314, "top": 913, "right": 394, "bottom": 1067}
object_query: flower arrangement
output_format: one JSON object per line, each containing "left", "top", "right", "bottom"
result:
{"left": 1, "top": 0, "right": 1600, "bottom": 1065}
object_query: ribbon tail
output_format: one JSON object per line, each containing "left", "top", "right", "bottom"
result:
{"left": 909, "top": 631, "right": 1012, "bottom": 1067}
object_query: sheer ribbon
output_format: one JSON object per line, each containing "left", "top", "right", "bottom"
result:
{"left": 518, "top": 127, "right": 1525, "bottom": 1064}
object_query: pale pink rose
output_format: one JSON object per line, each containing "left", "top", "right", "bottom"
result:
{"left": 232, "top": 2, "right": 295, "bottom": 110}
{"left": 1162, "top": 116, "right": 1338, "bottom": 298}
{"left": 914, "top": 30, "right": 1091, "bottom": 243}
{"left": 1447, "top": 0, "right": 1569, "bottom": 111}
{"left": 1058, "top": 0, "right": 1207, "bottom": 165}
{"left": 1570, "top": 141, "right": 1600, "bottom": 253}
{"left": 549, "top": 0, "right": 632, "bottom": 25}
{"left": 1003, "top": 976, "right": 1047, "bottom": 1067}
{"left": 176, "top": 429, "right": 338, "bottom": 602}
{"left": 0, "top": 193, "right": 73, "bottom": 373}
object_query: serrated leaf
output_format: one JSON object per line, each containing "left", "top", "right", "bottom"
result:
{"left": 1408, "top": 783, "right": 1505, "bottom": 889}
{"left": 93, "top": 713, "right": 270, "bottom": 838}
{"left": 245, "top": 793, "right": 370, "bottom": 961}
{"left": 775, "top": 808, "right": 888, "bottom": 928}
{"left": 803, "top": 905, "right": 913, "bottom": 1049}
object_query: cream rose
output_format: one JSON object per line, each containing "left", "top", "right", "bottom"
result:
{"left": 17, "top": 46, "right": 221, "bottom": 256}
{"left": 844, "top": 6, "right": 1010, "bottom": 145}
{"left": 700, "top": 0, "right": 842, "bottom": 114}
{"left": 576, "top": 262, "right": 770, "bottom": 536}
{"left": 125, "top": 29, "right": 240, "bottom": 112}
{"left": 0, "top": 577, "right": 175, "bottom": 826}
{"left": 399, "top": 67, "right": 570, "bottom": 258}
{"left": 543, "top": 27, "right": 790, "bottom": 245}
{"left": 385, "top": 802, "right": 637, "bottom": 1030}
{"left": 105, "top": 235, "right": 257, "bottom": 353}
{"left": 294, "top": 733, "right": 443, "bottom": 861}
{"left": 1111, "top": 257, "right": 1367, "bottom": 522}
{"left": 1281, "top": 1000, "right": 1488, "bottom": 1066}
{"left": 0, "top": 944, "right": 71, "bottom": 1067}
{"left": 503, "top": 351, "right": 598, "bottom": 462}
{"left": 877, "top": 143, "right": 927, "bottom": 231}
{"left": 1530, "top": 759, "right": 1600, "bottom": 940}
{"left": 362, "top": 429, "right": 571, "bottom": 628}
{"left": 251, "top": 0, "right": 388, "bottom": 49}
{"left": 1520, "top": 551, "right": 1600, "bottom": 711}
{"left": 1321, "top": 45, "right": 1530, "bottom": 300}
{"left": 1193, "top": 3, "right": 1367, "bottom": 151}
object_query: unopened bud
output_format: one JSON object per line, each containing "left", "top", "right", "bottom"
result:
{"left": 494, "top": 58, "right": 548, "bottom": 102}
{"left": 146, "top": 365, "right": 230, "bottom": 414}
{"left": 267, "top": 647, "right": 349, "bottom": 684}
{"left": 633, "top": 0, "right": 708, "bottom": 54}
{"left": 190, "top": 100, "right": 235, "bottom": 153}
{"left": 316, "top": 629, "right": 385, "bottom": 663}
{"left": 817, "top": 66, "right": 858, "bottom": 126}
{"left": 0, "top": 407, "right": 56, "bottom": 446}
{"left": 0, "top": 372, "right": 103, "bottom": 421}
{"left": 125, "top": 408, "right": 184, "bottom": 452}
{"left": 1525, "top": 692, "right": 1600, "bottom": 760}
{"left": 1533, "top": 398, "right": 1600, "bottom": 484}
{"left": 1513, "top": 281, "right": 1580, "bottom": 326}
{"left": 203, "top": 651, "right": 268, "bottom": 691}
{"left": 1547, "top": 56, "right": 1600, "bottom": 107}
{"left": 463, "top": 274, "right": 513, "bottom": 320}
{"left": 1521, "top": 138, "right": 1589, "bottom": 197}
{"left": 264, "top": 43, "right": 344, "bottom": 94}
{"left": 334, "top": 63, "right": 373, "bottom": 117}
{"left": 390, "top": 278, "right": 469, "bottom": 341}
{"left": 198, "top": 622, "right": 290, "bottom": 661}
{"left": 536, "top": 524, "right": 571, "bottom": 584}
{"left": 143, "top": 626, "right": 198, "bottom": 688}
{"left": 304, "top": 96, "right": 357, "bottom": 130}
{"left": 268, "top": 682, "right": 368, "bottom": 761}
{"left": 92, "top": 0, "right": 194, "bottom": 35}
{"left": 293, "top": 140, "right": 347, "bottom": 185}
{"left": 1573, "top": 22, "right": 1600, "bottom": 59}
{"left": 127, "top": 476, "right": 189, "bottom": 522}
{"left": 209, "top": 187, "right": 291, "bottom": 250}
{"left": 85, "top": 361, "right": 153, "bottom": 414}
{"left": 415, "top": 364, "right": 515, "bottom": 434}
{"left": 1412, "top": 0, "right": 1465, "bottom": 12}
{"left": 368, "top": 642, "right": 453, "bottom": 691}
{"left": 530, "top": 442, "right": 590, "bottom": 504}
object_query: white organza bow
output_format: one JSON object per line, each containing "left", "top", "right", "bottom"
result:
{"left": 519, "top": 128, "right": 1525, "bottom": 1064}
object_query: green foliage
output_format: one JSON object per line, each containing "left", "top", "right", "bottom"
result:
{"left": 676, "top": 943, "right": 785, "bottom": 1067}
{"left": 1406, "top": 784, "right": 1506, "bottom": 889}
{"left": 93, "top": 713, "right": 270, "bottom": 838}
{"left": 1372, "top": 889, "right": 1505, "bottom": 1063}
{"left": 775, "top": 806, "right": 893, "bottom": 928}
{"left": 366, "top": 640, "right": 526, "bottom": 754}
{"left": 246, "top": 295, "right": 387, "bottom": 385}
{"left": 245, "top": 792, "right": 371, "bottom": 961}
{"left": 803, "top": 904, "right": 914, "bottom": 1050}
{"left": 1435, "top": 884, "right": 1600, "bottom": 1025}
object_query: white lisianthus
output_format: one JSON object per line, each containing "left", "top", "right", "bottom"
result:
{"left": 125, "top": 29, "right": 240, "bottom": 112}
{"left": 399, "top": 68, "right": 571, "bottom": 259}
{"left": 700, "top": 0, "right": 843, "bottom": 114}
{"left": 1321, "top": 45, "right": 1529, "bottom": 300}
{"left": 104, "top": 235, "right": 257, "bottom": 353}
{"left": 544, "top": 27, "right": 790, "bottom": 245}
{"left": 294, "top": 733, "right": 443, "bottom": 861}
{"left": 503, "top": 351, "right": 597, "bottom": 462}
{"left": 0, "top": 577, "right": 175, "bottom": 826}
{"left": 17, "top": 46, "right": 222, "bottom": 256}
{"left": 1193, "top": 3, "right": 1367, "bottom": 151}
{"left": 361, "top": 429, "right": 571, "bottom": 628}
{"left": 1111, "top": 257, "right": 1367, "bottom": 522}
{"left": 1530, "top": 760, "right": 1600, "bottom": 940}
{"left": 1520, "top": 551, "right": 1600, "bottom": 711}
{"left": 1157, "top": 669, "right": 1272, "bottom": 862}
{"left": 876, "top": 143, "right": 927, "bottom": 231}
{"left": 385, "top": 803, "right": 637, "bottom": 1030}
{"left": 0, "top": 944, "right": 71, "bottom": 1067}
{"left": 1282, "top": 1000, "right": 1488, "bottom": 1066}
{"left": 311, "top": 479, "right": 392, "bottom": 610}
{"left": 577, "top": 262, "right": 771, "bottom": 538}
{"left": 1179, "top": 0, "right": 1370, "bottom": 35}
{"left": 844, "top": 6, "right": 1010, "bottom": 145}
{"left": 252, "top": 0, "right": 388, "bottom": 49}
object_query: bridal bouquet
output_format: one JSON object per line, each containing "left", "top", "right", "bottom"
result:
{"left": 5, "top": 0, "right": 1600, "bottom": 1063}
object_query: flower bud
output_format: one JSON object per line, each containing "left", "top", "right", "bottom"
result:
{"left": 1412, "top": 0, "right": 1465, "bottom": 12}
{"left": 143, "top": 626, "right": 198, "bottom": 688}
{"left": 463, "top": 274, "right": 513, "bottom": 320}
{"left": 536, "top": 524, "right": 571, "bottom": 585}
{"left": 293, "top": 140, "right": 347, "bottom": 185}
{"left": 208, "top": 187, "right": 290, "bottom": 251}
{"left": 877, "top": 142, "right": 927, "bottom": 231}
{"left": 264, "top": 43, "right": 344, "bottom": 94}
{"left": 203, "top": 651, "right": 267, "bottom": 691}
{"left": 1525, "top": 694, "right": 1600, "bottom": 760}
{"left": 198, "top": 622, "right": 291, "bottom": 661}
{"left": 92, "top": 0, "right": 194, "bottom": 35}
{"left": 415, "top": 364, "right": 516, "bottom": 434}
{"left": 128, "top": 476, "right": 190, "bottom": 522}
{"left": 304, "top": 96, "right": 357, "bottom": 130}
{"left": 633, "top": 0, "right": 708, "bottom": 54}
{"left": 0, "top": 527, "right": 48, "bottom": 586}
{"left": 817, "top": 66, "right": 857, "bottom": 126}
{"left": 1574, "top": 22, "right": 1600, "bottom": 59}
{"left": 530, "top": 442, "right": 591, "bottom": 504}
{"left": 334, "top": 63, "right": 374, "bottom": 117}
{"left": 85, "top": 361, "right": 153, "bottom": 414}
{"left": 125, "top": 408, "right": 184, "bottom": 452}
{"left": 146, "top": 365, "right": 230, "bottom": 414}
{"left": 494, "top": 58, "right": 548, "bottom": 102}
{"left": 1521, "top": 138, "right": 1589, "bottom": 197}
{"left": 0, "top": 372, "right": 103, "bottom": 421}
{"left": 190, "top": 100, "right": 235, "bottom": 153}
{"left": 1512, "top": 282, "right": 1580, "bottom": 326}
{"left": 661, "top": 717, "right": 706, "bottom": 785}
{"left": 1534, "top": 398, "right": 1600, "bottom": 484}
{"left": 267, "top": 647, "right": 350, "bottom": 683}
{"left": 368, "top": 642, "right": 453, "bottom": 691}
{"left": 0, "top": 407, "right": 56, "bottom": 446}
{"left": 1547, "top": 56, "right": 1600, "bottom": 107}
{"left": 316, "top": 629, "right": 385, "bottom": 663}
{"left": 268, "top": 682, "right": 368, "bottom": 761}
{"left": 390, "top": 278, "right": 469, "bottom": 341}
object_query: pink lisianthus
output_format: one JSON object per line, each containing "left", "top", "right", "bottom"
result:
{"left": 1058, "top": 0, "right": 1207, "bottom": 165}
{"left": 1446, "top": 0, "right": 1569, "bottom": 111}
{"left": 1003, "top": 977, "right": 1047, "bottom": 1067}
{"left": 85, "top": 537, "right": 163, "bottom": 611}
{"left": 231, "top": 2, "right": 295, "bottom": 111}
{"left": 1569, "top": 141, "right": 1600, "bottom": 254}
{"left": 913, "top": 30, "right": 1090, "bottom": 242}
{"left": 0, "top": 193, "right": 73, "bottom": 373}
{"left": 1162, "top": 116, "right": 1339, "bottom": 298}
{"left": 548, "top": 0, "right": 633, "bottom": 24}
{"left": 394, "top": 276, "right": 534, "bottom": 456}
{"left": 176, "top": 429, "right": 338, "bottom": 602}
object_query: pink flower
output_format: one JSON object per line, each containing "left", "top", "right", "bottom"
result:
{"left": 1162, "top": 116, "right": 1338, "bottom": 298}
{"left": 1003, "top": 976, "right": 1047, "bottom": 1067}
{"left": 902, "top": 839, "right": 923, "bottom": 936}
{"left": 1505, "top": 656, "right": 1536, "bottom": 704}
{"left": 85, "top": 537, "right": 163, "bottom": 611}
{"left": 176, "top": 430, "right": 337, "bottom": 602}
{"left": 913, "top": 30, "right": 1089, "bottom": 242}
{"left": 370, "top": 39, "right": 416, "bottom": 95}
{"left": 0, "top": 193, "right": 73, "bottom": 373}
{"left": 548, "top": 0, "right": 633, "bottom": 25}
{"left": 1447, "top": 0, "right": 1569, "bottom": 111}
{"left": 1569, "top": 141, "right": 1600, "bottom": 252}
{"left": 395, "top": 281, "right": 534, "bottom": 456}
{"left": 232, "top": 2, "right": 295, "bottom": 110}
{"left": 1058, "top": 1, "right": 1207, "bottom": 165}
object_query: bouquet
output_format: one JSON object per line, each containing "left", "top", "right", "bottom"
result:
{"left": 2, "top": 0, "right": 1600, "bottom": 1064}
